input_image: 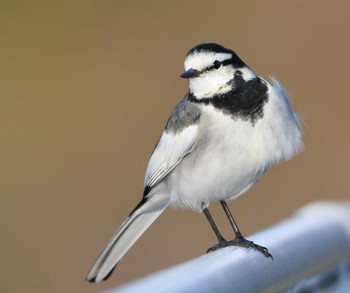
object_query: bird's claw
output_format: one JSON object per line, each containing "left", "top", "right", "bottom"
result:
{"left": 206, "top": 242, "right": 227, "bottom": 253}
{"left": 207, "top": 237, "right": 273, "bottom": 259}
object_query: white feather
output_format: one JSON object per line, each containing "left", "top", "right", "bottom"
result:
{"left": 166, "top": 77, "right": 303, "bottom": 211}
{"left": 145, "top": 125, "right": 198, "bottom": 189}
{"left": 185, "top": 51, "right": 243, "bottom": 99}
{"left": 184, "top": 52, "right": 232, "bottom": 72}
{"left": 86, "top": 193, "right": 169, "bottom": 283}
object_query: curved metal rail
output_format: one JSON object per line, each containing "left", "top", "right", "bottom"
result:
{"left": 105, "top": 201, "right": 350, "bottom": 293}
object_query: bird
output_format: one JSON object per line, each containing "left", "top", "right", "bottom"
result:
{"left": 86, "top": 43, "right": 303, "bottom": 283}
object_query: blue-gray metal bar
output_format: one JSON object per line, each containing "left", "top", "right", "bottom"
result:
{"left": 105, "top": 201, "right": 350, "bottom": 293}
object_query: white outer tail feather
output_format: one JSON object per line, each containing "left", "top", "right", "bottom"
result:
{"left": 87, "top": 195, "right": 168, "bottom": 283}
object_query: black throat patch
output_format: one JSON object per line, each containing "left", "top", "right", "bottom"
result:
{"left": 188, "top": 72, "right": 269, "bottom": 125}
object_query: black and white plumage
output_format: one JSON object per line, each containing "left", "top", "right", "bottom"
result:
{"left": 86, "top": 43, "right": 303, "bottom": 283}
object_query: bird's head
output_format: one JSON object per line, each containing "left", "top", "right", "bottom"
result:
{"left": 181, "top": 43, "right": 255, "bottom": 99}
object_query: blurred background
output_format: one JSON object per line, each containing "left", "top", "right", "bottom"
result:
{"left": 1, "top": 1, "right": 349, "bottom": 292}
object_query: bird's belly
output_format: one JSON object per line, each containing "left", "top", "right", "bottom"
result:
{"left": 168, "top": 121, "right": 268, "bottom": 211}
{"left": 169, "top": 155, "right": 263, "bottom": 211}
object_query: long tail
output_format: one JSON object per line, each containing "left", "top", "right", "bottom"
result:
{"left": 86, "top": 194, "right": 169, "bottom": 283}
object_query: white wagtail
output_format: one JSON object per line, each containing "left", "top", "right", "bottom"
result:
{"left": 87, "top": 43, "right": 303, "bottom": 283}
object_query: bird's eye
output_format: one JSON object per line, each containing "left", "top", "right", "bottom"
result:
{"left": 213, "top": 60, "right": 221, "bottom": 69}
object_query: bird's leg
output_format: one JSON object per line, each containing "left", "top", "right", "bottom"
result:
{"left": 202, "top": 206, "right": 226, "bottom": 243}
{"left": 201, "top": 204, "right": 228, "bottom": 253}
{"left": 219, "top": 201, "right": 273, "bottom": 259}
{"left": 220, "top": 200, "right": 243, "bottom": 238}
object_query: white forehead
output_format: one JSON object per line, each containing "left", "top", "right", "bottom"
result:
{"left": 184, "top": 51, "right": 232, "bottom": 71}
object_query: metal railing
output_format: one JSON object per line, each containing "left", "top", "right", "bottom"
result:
{"left": 105, "top": 201, "right": 350, "bottom": 293}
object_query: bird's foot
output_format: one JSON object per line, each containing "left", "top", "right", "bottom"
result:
{"left": 207, "top": 236, "right": 273, "bottom": 259}
{"left": 206, "top": 242, "right": 227, "bottom": 253}
{"left": 231, "top": 236, "right": 273, "bottom": 259}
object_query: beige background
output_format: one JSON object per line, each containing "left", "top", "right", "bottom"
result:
{"left": 1, "top": 1, "right": 349, "bottom": 292}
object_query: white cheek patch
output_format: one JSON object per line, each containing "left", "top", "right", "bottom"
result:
{"left": 185, "top": 52, "right": 232, "bottom": 71}
{"left": 239, "top": 67, "right": 255, "bottom": 81}
{"left": 189, "top": 66, "right": 235, "bottom": 99}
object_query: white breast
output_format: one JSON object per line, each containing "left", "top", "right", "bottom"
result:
{"left": 167, "top": 78, "right": 303, "bottom": 211}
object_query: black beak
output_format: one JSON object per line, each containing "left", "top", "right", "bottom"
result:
{"left": 180, "top": 68, "right": 200, "bottom": 79}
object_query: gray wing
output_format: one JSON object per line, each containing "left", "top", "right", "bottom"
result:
{"left": 144, "top": 95, "right": 201, "bottom": 194}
